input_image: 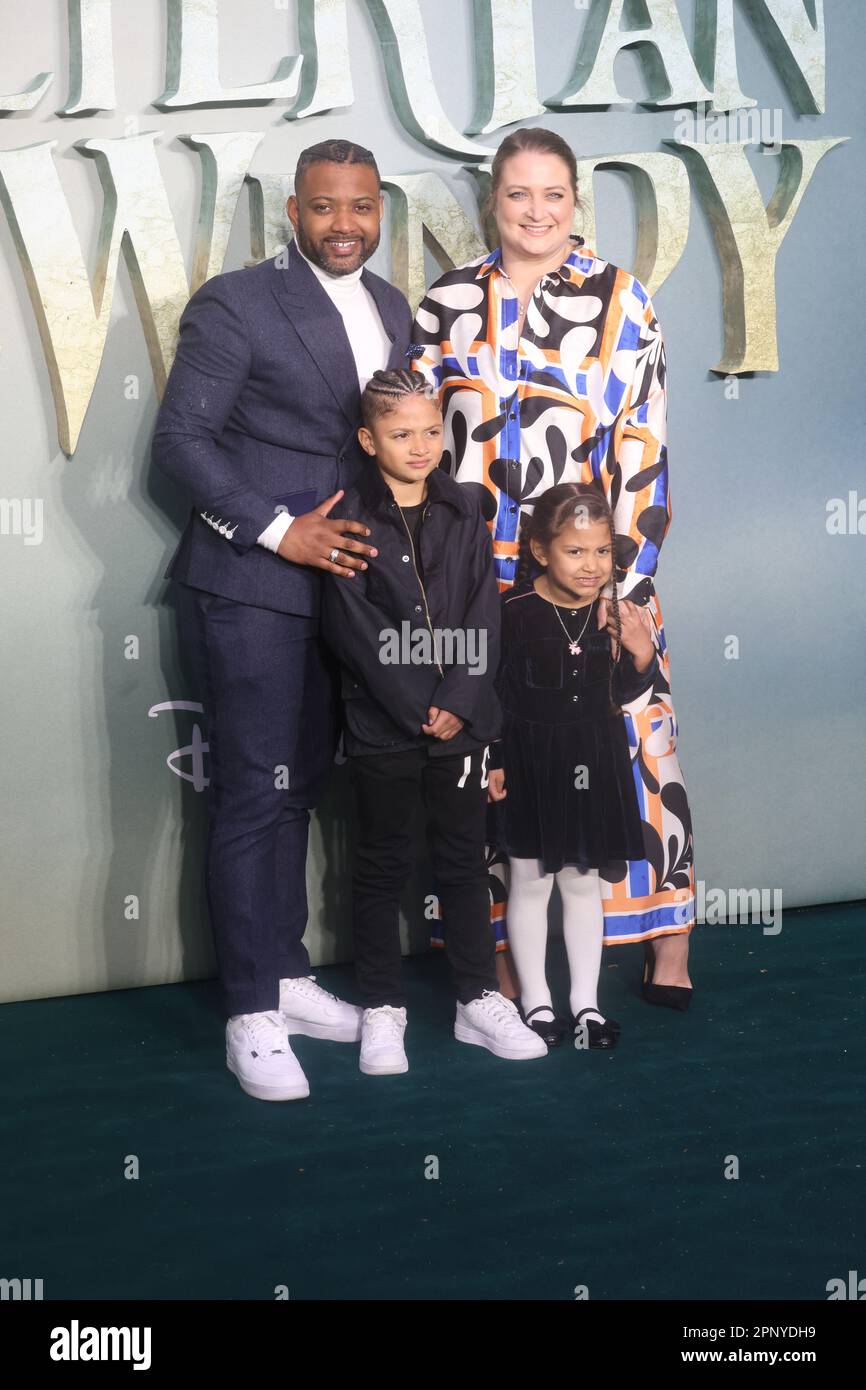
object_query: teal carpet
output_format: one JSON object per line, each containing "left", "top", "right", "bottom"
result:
{"left": 2, "top": 903, "right": 863, "bottom": 1301}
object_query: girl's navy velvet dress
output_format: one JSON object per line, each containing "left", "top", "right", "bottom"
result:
{"left": 489, "top": 583, "right": 659, "bottom": 875}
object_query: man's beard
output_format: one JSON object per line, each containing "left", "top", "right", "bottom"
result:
{"left": 295, "top": 221, "right": 380, "bottom": 276}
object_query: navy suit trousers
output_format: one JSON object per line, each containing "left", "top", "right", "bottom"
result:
{"left": 176, "top": 582, "right": 338, "bottom": 1016}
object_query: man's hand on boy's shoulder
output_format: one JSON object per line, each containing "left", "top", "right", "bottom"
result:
{"left": 421, "top": 706, "right": 464, "bottom": 741}
{"left": 276, "top": 489, "right": 378, "bottom": 578}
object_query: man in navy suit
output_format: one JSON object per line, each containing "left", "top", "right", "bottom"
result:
{"left": 153, "top": 140, "right": 412, "bottom": 1102}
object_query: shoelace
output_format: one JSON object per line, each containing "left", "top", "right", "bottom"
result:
{"left": 285, "top": 974, "right": 338, "bottom": 1003}
{"left": 475, "top": 990, "right": 520, "bottom": 1026}
{"left": 365, "top": 1007, "right": 405, "bottom": 1041}
{"left": 244, "top": 1012, "right": 286, "bottom": 1055}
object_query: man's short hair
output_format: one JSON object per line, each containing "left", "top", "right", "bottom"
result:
{"left": 294, "top": 139, "right": 380, "bottom": 192}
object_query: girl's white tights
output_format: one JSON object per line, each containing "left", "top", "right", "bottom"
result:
{"left": 506, "top": 857, "right": 606, "bottom": 1023}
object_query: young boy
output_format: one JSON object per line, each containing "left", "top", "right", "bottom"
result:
{"left": 321, "top": 370, "right": 546, "bottom": 1074}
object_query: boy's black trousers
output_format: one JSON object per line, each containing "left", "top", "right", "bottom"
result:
{"left": 348, "top": 744, "right": 498, "bottom": 1008}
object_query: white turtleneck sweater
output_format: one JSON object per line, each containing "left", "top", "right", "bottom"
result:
{"left": 256, "top": 244, "right": 392, "bottom": 553}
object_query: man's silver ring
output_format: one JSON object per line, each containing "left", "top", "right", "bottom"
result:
{"left": 328, "top": 547, "right": 341, "bottom": 564}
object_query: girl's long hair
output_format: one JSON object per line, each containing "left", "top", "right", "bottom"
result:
{"left": 516, "top": 482, "right": 624, "bottom": 713}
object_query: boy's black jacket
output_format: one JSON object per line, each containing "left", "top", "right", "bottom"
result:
{"left": 321, "top": 464, "right": 502, "bottom": 758}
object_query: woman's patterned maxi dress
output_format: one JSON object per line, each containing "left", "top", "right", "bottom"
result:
{"left": 411, "top": 236, "right": 695, "bottom": 946}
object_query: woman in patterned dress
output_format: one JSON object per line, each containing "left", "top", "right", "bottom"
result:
{"left": 410, "top": 126, "right": 695, "bottom": 1003}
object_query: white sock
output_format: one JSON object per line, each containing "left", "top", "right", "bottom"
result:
{"left": 557, "top": 866, "right": 605, "bottom": 1021}
{"left": 506, "top": 857, "right": 556, "bottom": 1019}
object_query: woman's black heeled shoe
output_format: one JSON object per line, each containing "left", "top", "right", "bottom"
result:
{"left": 642, "top": 942, "right": 693, "bottom": 1012}
{"left": 523, "top": 1005, "right": 570, "bottom": 1048}
{"left": 573, "top": 1008, "right": 620, "bottom": 1049}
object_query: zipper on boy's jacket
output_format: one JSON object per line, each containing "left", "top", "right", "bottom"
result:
{"left": 395, "top": 502, "right": 444, "bottom": 678}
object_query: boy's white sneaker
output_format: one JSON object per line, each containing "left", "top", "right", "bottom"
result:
{"left": 225, "top": 1011, "right": 310, "bottom": 1101}
{"left": 359, "top": 1006, "right": 409, "bottom": 1075}
{"left": 279, "top": 974, "right": 363, "bottom": 1042}
{"left": 455, "top": 990, "right": 548, "bottom": 1060}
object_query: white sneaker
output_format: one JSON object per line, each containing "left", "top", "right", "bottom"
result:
{"left": 455, "top": 990, "right": 548, "bottom": 1060}
{"left": 226, "top": 1011, "right": 310, "bottom": 1101}
{"left": 279, "top": 975, "right": 363, "bottom": 1042}
{"left": 359, "top": 1006, "right": 409, "bottom": 1075}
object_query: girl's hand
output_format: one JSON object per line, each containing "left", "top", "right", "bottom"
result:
{"left": 422, "top": 707, "right": 464, "bottom": 740}
{"left": 487, "top": 769, "right": 507, "bottom": 802}
{"left": 606, "top": 600, "right": 655, "bottom": 670}
{"left": 597, "top": 596, "right": 655, "bottom": 638}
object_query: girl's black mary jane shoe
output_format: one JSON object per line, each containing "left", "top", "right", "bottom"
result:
{"left": 523, "top": 1005, "right": 571, "bottom": 1048}
{"left": 573, "top": 1007, "right": 621, "bottom": 1049}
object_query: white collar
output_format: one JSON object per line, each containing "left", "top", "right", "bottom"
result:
{"left": 296, "top": 241, "right": 364, "bottom": 297}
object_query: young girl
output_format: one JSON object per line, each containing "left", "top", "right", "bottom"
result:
{"left": 487, "top": 482, "right": 659, "bottom": 1050}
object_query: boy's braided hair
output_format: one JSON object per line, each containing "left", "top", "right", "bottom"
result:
{"left": 361, "top": 369, "right": 439, "bottom": 428}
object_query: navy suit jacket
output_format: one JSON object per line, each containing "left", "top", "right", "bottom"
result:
{"left": 152, "top": 241, "right": 412, "bottom": 617}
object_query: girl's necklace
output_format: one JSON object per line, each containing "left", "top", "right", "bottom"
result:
{"left": 540, "top": 582, "right": 595, "bottom": 655}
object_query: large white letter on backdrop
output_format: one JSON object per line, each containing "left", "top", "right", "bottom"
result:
{"left": 694, "top": 0, "right": 756, "bottom": 112}
{"left": 670, "top": 135, "right": 845, "bottom": 372}
{"left": 157, "top": 0, "right": 300, "bottom": 107}
{"left": 286, "top": 0, "right": 354, "bottom": 120}
{"left": 573, "top": 152, "right": 691, "bottom": 297}
{"left": 548, "top": 0, "right": 824, "bottom": 114}
{"left": 363, "top": 0, "right": 489, "bottom": 158}
{"left": 383, "top": 174, "right": 488, "bottom": 311}
{"left": 466, "top": 0, "right": 546, "bottom": 134}
{"left": 0, "top": 131, "right": 263, "bottom": 453}
{"left": 59, "top": 0, "right": 116, "bottom": 115}
{"left": 739, "top": 0, "right": 825, "bottom": 113}
{"left": 693, "top": 0, "right": 825, "bottom": 113}
{"left": 548, "top": 0, "right": 714, "bottom": 108}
